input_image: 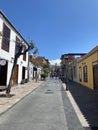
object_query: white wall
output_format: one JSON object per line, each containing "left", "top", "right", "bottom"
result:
{"left": 0, "top": 13, "right": 29, "bottom": 86}
{"left": 37, "top": 67, "right": 42, "bottom": 79}
{"left": 29, "top": 62, "right": 34, "bottom": 81}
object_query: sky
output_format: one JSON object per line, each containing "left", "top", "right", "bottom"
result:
{"left": 0, "top": 0, "right": 98, "bottom": 65}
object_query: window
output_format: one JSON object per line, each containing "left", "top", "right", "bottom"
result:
{"left": 22, "top": 67, "right": 25, "bottom": 79}
{"left": 73, "top": 66, "right": 76, "bottom": 77}
{"left": 79, "top": 67, "right": 82, "bottom": 82}
{"left": 83, "top": 65, "right": 88, "bottom": 82}
{"left": 2, "top": 23, "right": 10, "bottom": 52}
{"left": 15, "top": 37, "right": 21, "bottom": 54}
{"left": 23, "top": 45, "right": 26, "bottom": 61}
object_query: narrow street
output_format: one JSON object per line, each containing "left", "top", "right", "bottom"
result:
{"left": 0, "top": 79, "right": 84, "bottom": 130}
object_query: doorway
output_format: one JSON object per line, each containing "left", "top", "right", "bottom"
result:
{"left": 93, "top": 64, "right": 98, "bottom": 89}
{"left": 13, "top": 65, "right": 18, "bottom": 85}
{"left": 0, "top": 61, "right": 7, "bottom": 86}
{"left": 22, "top": 67, "right": 25, "bottom": 80}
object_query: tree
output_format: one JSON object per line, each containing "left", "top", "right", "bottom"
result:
{"left": 41, "top": 64, "right": 50, "bottom": 79}
{"left": 0, "top": 32, "right": 38, "bottom": 96}
{"left": 7, "top": 42, "right": 38, "bottom": 96}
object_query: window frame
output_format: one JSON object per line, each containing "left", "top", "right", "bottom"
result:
{"left": 83, "top": 65, "right": 88, "bottom": 82}
{"left": 2, "top": 23, "right": 10, "bottom": 52}
{"left": 79, "top": 66, "right": 82, "bottom": 82}
{"left": 23, "top": 45, "right": 26, "bottom": 61}
{"left": 15, "top": 36, "right": 21, "bottom": 55}
{"left": 73, "top": 66, "right": 76, "bottom": 77}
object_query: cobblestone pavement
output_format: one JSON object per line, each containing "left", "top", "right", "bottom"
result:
{"left": 0, "top": 80, "right": 44, "bottom": 115}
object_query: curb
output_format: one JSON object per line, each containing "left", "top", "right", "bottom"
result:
{"left": 62, "top": 83, "right": 90, "bottom": 128}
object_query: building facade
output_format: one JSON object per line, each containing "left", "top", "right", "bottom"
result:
{"left": 78, "top": 46, "right": 98, "bottom": 89}
{"left": 0, "top": 11, "right": 29, "bottom": 89}
{"left": 68, "top": 58, "right": 78, "bottom": 82}
{"left": 60, "top": 54, "right": 75, "bottom": 82}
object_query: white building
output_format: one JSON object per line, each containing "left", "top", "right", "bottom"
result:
{"left": 28, "top": 61, "right": 34, "bottom": 81}
{"left": 32, "top": 66, "right": 42, "bottom": 81}
{"left": 68, "top": 58, "right": 78, "bottom": 82}
{"left": 0, "top": 11, "right": 29, "bottom": 89}
{"left": 37, "top": 66, "right": 42, "bottom": 80}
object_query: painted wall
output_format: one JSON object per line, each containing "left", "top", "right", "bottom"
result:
{"left": 0, "top": 12, "right": 29, "bottom": 86}
{"left": 78, "top": 51, "right": 98, "bottom": 89}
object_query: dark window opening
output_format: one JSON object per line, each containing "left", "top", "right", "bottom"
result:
{"left": 2, "top": 23, "right": 10, "bottom": 52}
{"left": 15, "top": 37, "right": 21, "bottom": 54}
{"left": 22, "top": 67, "right": 25, "bottom": 80}
{"left": 83, "top": 65, "right": 88, "bottom": 82}
{"left": 23, "top": 45, "right": 26, "bottom": 61}
{"left": 79, "top": 66, "right": 82, "bottom": 82}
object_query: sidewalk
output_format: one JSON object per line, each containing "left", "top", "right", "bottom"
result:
{"left": 0, "top": 80, "right": 44, "bottom": 115}
{"left": 64, "top": 81, "right": 98, "bottom": 130}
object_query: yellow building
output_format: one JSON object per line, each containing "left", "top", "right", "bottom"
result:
{"left": 78, "top": 46, "right": 98, "bottom": 89}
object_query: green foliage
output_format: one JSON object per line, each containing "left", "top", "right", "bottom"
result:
{"left": 41, "top": 73, "right": 47, "bottom": 80}
{"left": 29, "top": 41, "right": 39, "bottom": 55}
{"left": 43, "top": 67, "right": 49, "bottom": 74}
{"left": 42, "top": 65, "right": 50, "bottom": 78}
{"left": 29, "top": 58, "right": 38, "bottom": 66}
{"left": 29, "top": 41, "right": 35, "bottom": 48}
{"left": 41, "top": 73, "right": 47, "bottom": 77}
{"left": 33, "top": 47, "right": 39, "bottom": 55}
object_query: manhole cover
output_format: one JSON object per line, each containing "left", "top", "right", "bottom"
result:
{"left": 45, "top": 91, "right": 54, "bottom": 94}
{"left": 47, "top": 89, "right": 52, "bottom": 91}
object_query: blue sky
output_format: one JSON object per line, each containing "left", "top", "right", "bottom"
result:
{"left": 0, "top": 0, "right": 98, "bottom": 65}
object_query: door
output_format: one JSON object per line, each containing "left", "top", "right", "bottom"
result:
{"left": 13, "top": 65, "right": 18, "bottom": 85}
{"left": 0, "top": 61, "right": 7, "bottom": 86}
{"left": 22, "top": 67, "right": 25, "bottom": 80}
{"left": 93, "top": 64, "right": 98, "bottom": 89}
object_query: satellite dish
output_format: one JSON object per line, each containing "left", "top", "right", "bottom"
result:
{"left": 0, "top": 60, "right": 6, "bottom": 66}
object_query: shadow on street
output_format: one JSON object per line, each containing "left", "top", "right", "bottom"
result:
{"left": 66, "top": 81, "right": 98, "bottom": 130}
{"left": 0, "top": 94, "right": 15, "bottom": 98}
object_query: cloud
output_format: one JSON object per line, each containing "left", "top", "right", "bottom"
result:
{"left": 49, "top": 59, "right": 61, "bottom": 66}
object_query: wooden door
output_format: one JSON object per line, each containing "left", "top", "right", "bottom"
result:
{"left": 13, "top": 65, "right": 18, "bottom": 85}
{"left": 93, "top": 64, "right": 98, "bottom": 89}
